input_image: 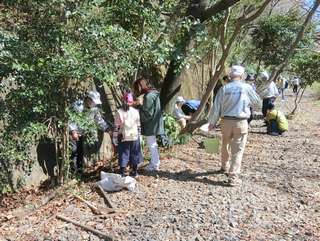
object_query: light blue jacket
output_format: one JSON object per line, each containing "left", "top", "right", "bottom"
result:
{"left": 258, "top": 81, "right": 279, "bottom": 99}
{"left": 209, "top": 80, "right": 261, "bottom": 126}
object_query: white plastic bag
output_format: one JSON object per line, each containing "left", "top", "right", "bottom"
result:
{"left": 199, "top": 123, "right": 210, "bottom": 132}
{"left": 98, "top": 171, "right": 137, "bottom": 192}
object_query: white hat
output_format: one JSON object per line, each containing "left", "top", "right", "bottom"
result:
{"left": 259, "top": 71, "right": 269, "bottom": 80}
{"left": 230, "top": 65, "right": 245, "bottom": 78}
{"left": 86, "top": 91, "right": 102, "bottom": 105}
{"left": 176, "top": 96, "right": 185, "bottom": 103}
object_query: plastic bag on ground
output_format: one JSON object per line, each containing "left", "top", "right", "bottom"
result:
{"left": 98, "top": 171, "right": 137, "bottom": 192}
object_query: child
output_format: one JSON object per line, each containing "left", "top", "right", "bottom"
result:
{"left": 266, "top": 103, "right": 288, "bottom": 136}
{"left": 113, "top": 92, "right": 143, "bottom": 177}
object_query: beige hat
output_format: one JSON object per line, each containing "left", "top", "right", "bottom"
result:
{"left": 86, "top": 91, "right": 102, "bottom": 105}
{"left": 176, "top": 96, "right": 185, "bottom": 103}
{"left": 230, "top": 65, "right": 245, "bottom": 78}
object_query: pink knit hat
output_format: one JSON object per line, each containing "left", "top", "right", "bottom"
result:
{"left": 123, "top": 92, "right": 134, "bottom": 105}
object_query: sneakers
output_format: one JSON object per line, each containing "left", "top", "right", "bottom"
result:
{"left": 144, "top": 164, "right": 159, "bottom": 172}
{"left": 228, "top": 175, "right": 242, "bottom": 187}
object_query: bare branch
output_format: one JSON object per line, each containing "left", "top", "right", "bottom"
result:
{"left": 219, "top": 8, "right": 231, "bottom": 51}
{"left": 240, "top": 0, "right": 272, "bottom": 25}
{"left": 201, "top": 0, "right": 240, "bottom": 21}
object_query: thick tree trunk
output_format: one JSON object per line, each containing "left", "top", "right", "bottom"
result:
{"left": 94, "top": 80, "right": 116, "bottom": 123}
{"left": 160, "top": 59, "right": 183, "bottom": 110}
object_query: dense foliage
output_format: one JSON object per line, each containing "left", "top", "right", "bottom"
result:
{"left": 0, "top": 0, "right": 319, "bottom": 192}
{"left": 249, "top": 11, "right": 316, "bottom": 71}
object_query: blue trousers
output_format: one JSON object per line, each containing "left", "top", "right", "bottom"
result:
{"left": 118, "top": 139, "right": 143, "bottom": 168}
{"left": 267, "top": 120, "right": 282, "bottom": 136}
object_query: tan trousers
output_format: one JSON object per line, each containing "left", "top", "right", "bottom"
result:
{"left": 221, "top": 119, "right": 248, "bottom": 176}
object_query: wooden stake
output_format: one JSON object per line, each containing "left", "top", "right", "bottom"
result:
{"left": 56, "top": 214, "right": 114, "bottom": 241}
{"left": 74, "top": 195, "right": 115, "bottom": 215}
{"left": 74, "top": 195, "right": 102, "bottom": 215}
{"left": 95, "top": 184, "right": 114, "bottom": 209}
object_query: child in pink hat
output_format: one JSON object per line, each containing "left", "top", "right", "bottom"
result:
{"left": 113, "top": 92, "right": 142, "bottom": 177}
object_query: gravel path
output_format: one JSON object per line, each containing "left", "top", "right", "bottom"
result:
{"left": 1, "top": 91, "right": 319, "bottom": 241}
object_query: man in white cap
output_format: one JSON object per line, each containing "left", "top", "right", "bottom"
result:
{"left": 69, "top": 90, "right": 111, "bottom": 173}
{"left": 208, "top": 65, "right": 261, "bottom": 186}
{"left": 173, "top": 96, "right": 191, "bottom": 128}
{"left": 257, "top": 72, "right": 279, "bottom": 118}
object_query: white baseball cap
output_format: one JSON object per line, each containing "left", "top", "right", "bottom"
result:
{"left": 230, "top": 65, "right": 245, "bottom": 78}
{"left": 86, "top": 91, "right": 102, "bottom": 105}
{"left": 176, "top": 96, "right": 185, "bottom": 103}
{"left": 259, "top": 71, "right": 269, "bottom": 80}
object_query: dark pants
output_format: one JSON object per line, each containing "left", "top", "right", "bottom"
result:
{"left": 247, "top": 107, "right": 253, "bottom": 124}
{"left": 262, "top": 97, "right": 276, "bottom": 117}
{"left": 293, "top": 85, "right": 298, "bottom": 94}
{"left": 70, "top": 136, "right": 84, "bottom": 169}
{"left": 118, "top": 139, "right": 143, "bottom": 168}
{"left": 267, "top": 120, "right": 283, "bottom": 136}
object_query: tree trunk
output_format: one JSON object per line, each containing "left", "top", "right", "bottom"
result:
{"left": 94, "top": 80, "right": 116, "bottom": 123}
{"left": 271, "top": 0, "right": 320, "bottom": 82}
{"left": 160, "top": 0, "right": 243, "bottom": 110}
{"left": 190, "top": 23, "right": 242, "bottom": 122}
{"left": 183, "top": 0, "right": 271, "bottom": 133}
{"left": 290, "top": 86, "right": 306, "bottom": 115}
{"left": 160, "top": 59, "right": 184, "bottom": 110}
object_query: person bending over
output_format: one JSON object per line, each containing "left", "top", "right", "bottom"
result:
{"left": 173, "top": 96, "right": 191, "bottom": 129}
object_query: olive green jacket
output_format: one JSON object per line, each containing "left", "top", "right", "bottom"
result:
{"left": 138, "top": 90, "right": 164, "bottom": 136}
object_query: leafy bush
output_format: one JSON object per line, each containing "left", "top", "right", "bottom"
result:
{"left": 162, "top": 113, "right": 191, "bottom": 146}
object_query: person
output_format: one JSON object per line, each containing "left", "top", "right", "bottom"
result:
{"left": 133, "top": 78, "right": 164, "bottom": 171}
{"left": 245, "top": 74, "right": 256, "bottom": 124}
{"left": 181, "top": 99, "right": 201, "bottom": 116}
{"left": 173, "top": 96, "right": 191, "bottom": 129}
{"left": 292, "top": 77, "right": 300, "bottom": 94}
{"left": 279, "top": 76, "right": 288, "bottom": 101}
{"left": 266, "top": 103, "right": 288, "bottom": 136}
{"left": 258, "top": 72, "right": 279, "bottom": 118}
{"left": 69, "top": 91, "right": 111, "bottom": 172}
{"left": 208, "top": 65, "right": 261, "bottom": 186}
{"left": 113, "top": 92, "right": 143, "bottom": 177}
{"left": 246, "top": 74, "right": 256, "bottom": 90}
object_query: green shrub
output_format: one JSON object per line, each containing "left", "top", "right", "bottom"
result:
{"left": 163, "top": 113, "right": 191, "bottom": 146}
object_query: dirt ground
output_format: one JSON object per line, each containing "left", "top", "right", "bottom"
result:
{"left": 0, "top": 90, "right": 319, "bottom": 241}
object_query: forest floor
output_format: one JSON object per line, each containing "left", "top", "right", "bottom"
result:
{"left": 0, "top": 89, "right": 320, "bottom": 241}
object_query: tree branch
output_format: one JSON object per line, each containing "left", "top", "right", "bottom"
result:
{"left": 219, "top": 7, "right": 231, "bottom": 51}
{"left": 201, "top": 0, "right": 241, "bottom": 21}
{"left": 240, "top": 0, "right": 272, "bottom": 25}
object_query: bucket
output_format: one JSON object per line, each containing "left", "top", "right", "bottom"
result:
{"left": 203, "top": 138, "right": 219, "bottom": 154}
